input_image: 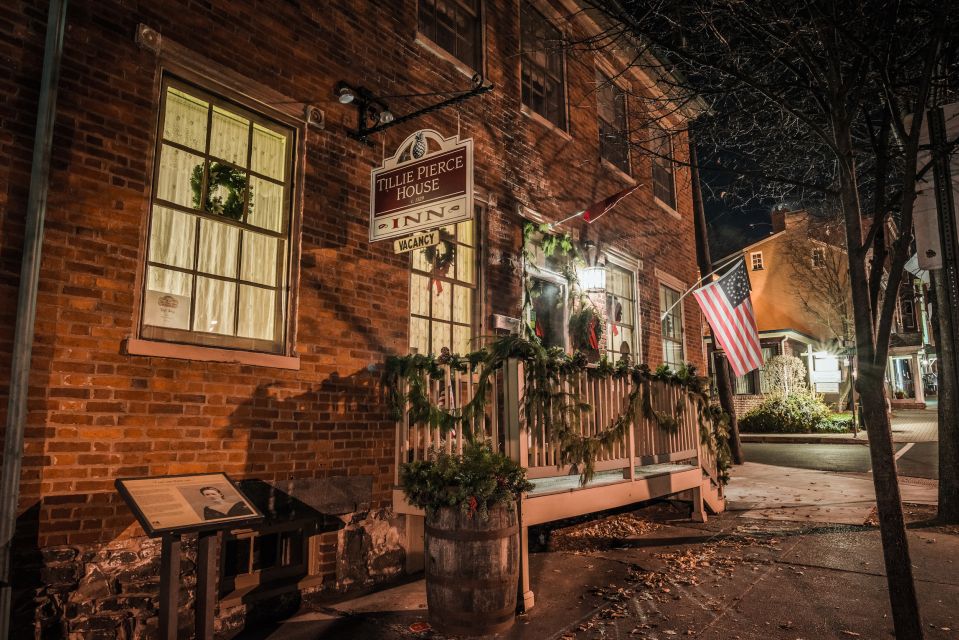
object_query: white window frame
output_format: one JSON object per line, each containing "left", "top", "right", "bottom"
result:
{"left": 604, "top": 251, "right": 641, "bottom": 362}
{"left": 750, "top": 251, "right": 764, "bottom": 271}
{"left": 657, "top": 269, "right": 686, "bottom": 371}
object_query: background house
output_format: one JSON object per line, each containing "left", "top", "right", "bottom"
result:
{"left": 706, "top": 209, "right": 852, "bottom": 412}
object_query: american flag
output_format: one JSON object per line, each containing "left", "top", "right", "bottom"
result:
{"left": 693, "top": 258, "right": 762, "bottom": 377}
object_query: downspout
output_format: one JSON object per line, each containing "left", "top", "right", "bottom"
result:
{"left": 0, "top": 1, "right": 68, "bottom": 637}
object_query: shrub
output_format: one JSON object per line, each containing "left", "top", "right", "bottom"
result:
{"left": 400, "top": 441, "right": 534, "bottom": 518}
{"left": 740, "top": 392, "right": 852, "bottom": 434}
{"left": 761, "top": 355, "right": 809, "bottom": 395}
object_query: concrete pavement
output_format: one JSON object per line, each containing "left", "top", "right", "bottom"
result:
{"left": 237, "top": 463, "right": 954, "bottom": 639}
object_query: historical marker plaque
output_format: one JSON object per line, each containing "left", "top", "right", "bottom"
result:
{"left": 116, "top": 473, "right": 262, "bottom": 536}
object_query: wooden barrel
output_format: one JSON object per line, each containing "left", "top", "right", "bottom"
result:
{"left": 425, "top": 503, "right": 519, "bottom": 636}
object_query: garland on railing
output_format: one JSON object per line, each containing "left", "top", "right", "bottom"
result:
{"left": 383, "top": 336, "right": 732, "bottom": 485}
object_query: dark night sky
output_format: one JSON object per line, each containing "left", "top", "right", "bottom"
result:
{"left": 701, "top": 167, "right": 779, "bottom": 263}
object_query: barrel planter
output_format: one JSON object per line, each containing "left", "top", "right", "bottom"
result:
{"left": 425, "top": 503, "right": 519, "bottom": 636}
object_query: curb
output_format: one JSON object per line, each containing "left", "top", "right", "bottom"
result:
{"left": 741, "top": 434, "right": 868, "bottom": 445}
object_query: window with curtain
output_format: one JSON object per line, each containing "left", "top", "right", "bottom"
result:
{"left": 606, "top": 264, "right": 636, "bottom": 361}
{"left": 409, "top": 220, "right": 476, "bottom": 355}
{"left": 660, "top": 284, "right": 684, "bottom": 370}
{"left": 141, "top": 80, "right": 293, "bottom": 353}
{"left": 521, "top": 1, "right": 567, "bottom": 130}
{"left": 418, "top": 0, "right": 482, "bottom": 70}
{"left": 597, "top": 72, "right": 629, "bottom": 174}
{"left": 650, "top": 124, "right": 676, "bottom": 209}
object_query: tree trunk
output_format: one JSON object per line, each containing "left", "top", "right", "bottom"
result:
{"left": 716, "top": 358, "right": 745, "bottom": 464}
{"left": 834, "top": 112, "right": 924, "bottom": 638}
{"left": 931, "top": 270, "right": 959, "bottom": 522}
{"left": 689, "top": 138, "right": 744, "bottom": 465}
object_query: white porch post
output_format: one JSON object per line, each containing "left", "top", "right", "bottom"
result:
{"left": 503, "top": 358, "right": 535, "bottom": 611}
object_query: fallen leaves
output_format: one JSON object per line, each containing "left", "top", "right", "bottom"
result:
{"left": 550, "top": 513, "right": 661, "bottom": 552}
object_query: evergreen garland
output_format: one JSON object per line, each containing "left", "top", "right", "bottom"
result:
{"left": 383, "top": 335, "right": 731, "bottom": 486}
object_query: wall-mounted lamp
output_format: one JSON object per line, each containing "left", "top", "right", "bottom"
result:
{"left": 333, "top": 74, "right": 494, "bottom": 144}
{"left": 578, "top": 240, "right": 607, "bottom": 291}
{"left": 580, "top": 266, "right": 607, "bottom": 291}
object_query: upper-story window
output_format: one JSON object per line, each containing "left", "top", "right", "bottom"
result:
{"left": 811, "top": 247, "right": 826, "bottom": 268}
{"left": 142, "top": 79, "right": 294, "bottom": 354}
{"left": 750, "top": 251, "right": 764, "bottom": 271}
{"left": 418, "top": 0, "right": 482, "bottom": 71}
{"left": 660, "top": 284, "right": 684, "bottom": 370}
{"left": 597, "top": 72, "right": 629, "bottom": 174}
{"left": 650, "top": 124, "right": 676, "bottom": 209}
{"left": 521, "top": 1, "right": 567, "bottom": 130}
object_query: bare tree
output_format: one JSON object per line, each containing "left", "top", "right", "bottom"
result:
{"left": 781, "top": 211, "right": 854, "bottom": 343}
{"left": 567, "top": 2, "right": 959, "bottom": 636}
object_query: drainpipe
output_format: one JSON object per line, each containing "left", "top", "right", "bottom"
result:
{"left": 0, "top": 1, "right": 68, "bottom": 637}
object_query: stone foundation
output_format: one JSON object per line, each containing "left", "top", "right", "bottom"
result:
{"left": 31, "top": 508, "right": 407, "bottom": 639}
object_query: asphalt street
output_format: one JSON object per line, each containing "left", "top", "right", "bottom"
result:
{"left": 742, "top": 441, "right": 939, "bottom": 479}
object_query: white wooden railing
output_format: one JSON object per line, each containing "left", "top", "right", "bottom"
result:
{"left": 393, "top": 358, "right": 719, "bottom": 490}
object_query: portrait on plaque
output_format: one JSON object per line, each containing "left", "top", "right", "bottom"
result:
{"left": 116, "top": 473, "right": 261, "bottom": 536}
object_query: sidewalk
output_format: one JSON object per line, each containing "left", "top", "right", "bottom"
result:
{"left": 238, "top": 464, "right": 955, "bottom": 640}
{"left": 741, "top": 408, "right": 939, "bottom": 444}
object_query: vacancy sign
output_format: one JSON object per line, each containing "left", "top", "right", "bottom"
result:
{"left": 370, "top": 129, "right": 473, "bottom": 242}
{"left": 393, "top": 229, "right": 440, "bottom": 253}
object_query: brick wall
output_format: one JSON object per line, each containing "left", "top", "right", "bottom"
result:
{"left": 1, "top": 0, "right": 704, "bottom": 636}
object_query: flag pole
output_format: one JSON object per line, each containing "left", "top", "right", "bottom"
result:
{"left": 548, "top": 209, "right": 585, "bottom": 228}
{"left": 659, "top": 254, "right": 744, "bottom": 321}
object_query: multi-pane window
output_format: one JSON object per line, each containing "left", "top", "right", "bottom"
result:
{"left": 733, "top": 344, "right": 778, "bottom": 395}
{"left": 143, "top": 80, "right": 293, "bottom": 353}
{"left": 660, "top": 284, "right": 684, "bottom": 370}
{"left": 811, "top": 247, "right": 826, "bottom": 268}
{"left": 650, "top": 125, "right": 676, "bottom": 209}
{"left": 221, "top": 525, "right": 307, "bottom": 595}
{"left": 750, "top": 251, "right": 764, "bottom": 270}
{"left": 597, "top": 72, "right": 629, "bottom": 173}
{"left": 418, "top": 0, "right": 482, "bottom": 70}
{"left": 606, "top": 264, "right": 636, "bottom": 361}
{"left": 521, "top": 1, "right": 567, "bottom": 129}
{"left": 410, "top": 220, "right": 476, "bottom": 355}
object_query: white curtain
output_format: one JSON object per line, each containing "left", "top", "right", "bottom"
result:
{"left": 144, "top": 85, "right": 287, "bottom": 344}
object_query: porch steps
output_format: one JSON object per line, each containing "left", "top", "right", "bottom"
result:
{"left": 701, "top": 475, "right": 725, "bottom": 514}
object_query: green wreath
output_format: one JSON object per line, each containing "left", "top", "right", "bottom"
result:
{"left": 569, "top": 303, "right": 604, "bottom": 352}
{"left": 190, "top": 163, "right": 249, "bottom": 221}
{"left": 423, "top": 230, "right": 457, "bottom": 276}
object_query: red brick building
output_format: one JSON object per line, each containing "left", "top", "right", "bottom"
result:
{"left": 1, "top": 0, "right": 704, "bottom": 636}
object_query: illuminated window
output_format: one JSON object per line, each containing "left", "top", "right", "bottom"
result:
{"left": 660, "top": 284, "right": 684, "bottom": 370}
{"left": 418, "top": 0, "right": 482, "bottom": 70}
{"left": 750, "top": 251, "right": 764, "bottom": 270}
{"left": 142, "top": 79, "right": 294, "bottom": 353}
{"left": 409, "top": 220, "right": 477, "bottom": 355}
{"left": 521, "top": 2, "right": 567, "bottom": 129}
{"left": 812, "top": 247, "right": 826, "bottom": 268}
{"left": 606, "top": 264, "right": 636, "bottom": 361}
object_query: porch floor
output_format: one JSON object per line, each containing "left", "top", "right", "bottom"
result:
{"left": 528, "top": 462, "right": 697, "bottom": 497}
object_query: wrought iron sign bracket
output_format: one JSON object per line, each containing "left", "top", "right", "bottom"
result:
{"left": 337, "top": 75, "right": 494, "bottom": 145}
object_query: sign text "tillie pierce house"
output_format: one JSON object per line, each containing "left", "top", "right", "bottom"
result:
{"left": 369, "top": 130, "right": 473, "bottom": 242}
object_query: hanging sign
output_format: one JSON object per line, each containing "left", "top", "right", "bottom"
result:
{"left": 370, "top": 129, "right": 473, "bottom": 242}
{"left": 393, "top": 229, "right": 441, "bottom": 254}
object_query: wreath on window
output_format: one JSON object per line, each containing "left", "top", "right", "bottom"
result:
{"left": 190, "top": 163, "right": 249, "bottom": 221}
{"left": 568, "top": 303, "right": 604, "bottom": 352}
{"left": 423, "top": 230, "right": 457, "bottom": 277}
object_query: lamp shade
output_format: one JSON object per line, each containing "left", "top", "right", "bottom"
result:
{"left": 579, "top": 266, "right": 607, "bottom": 291}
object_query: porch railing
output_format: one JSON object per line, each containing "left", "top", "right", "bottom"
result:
{"left": 393, "top": 358, "right": 718, "bottom": 490}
